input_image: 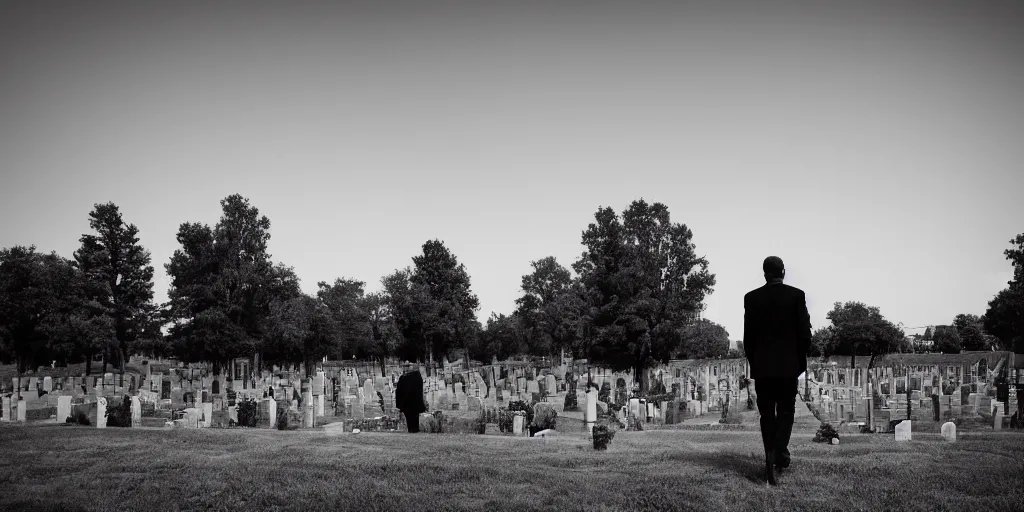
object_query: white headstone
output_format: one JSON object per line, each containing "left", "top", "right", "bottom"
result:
{"left": 313, "top": 372, "right": 326, "bottom": 396}
{"left": 316, "top": 394, "right": 325, "bottom": 418}
{"left": 16, "top": 399, "right": 27, "bottom": 422}
{"left": 303, "top": 391, "right": 314, "bottom": 428}
{"left": 130, "top": 396, "right": 142, "bottom": 427}
{"left": 1, "top": 396, "right": 10, "bottom": 422}
{"left": 96, "top": 397, "right": 107, "bottom": 428}
{"left": 512, "top": 414, "right": 525, "bottom": 435}
{"left": 265, "top": 398, "right": 277, "bottom": 428}
{"left": 585, "top": 388, "right": 598, "bottom": 432}
{"left": 57, "top": 395, "right": 73, "bottom": 423}
{"left": 42, "top": 376, "right": 53, "bottom": 392}
{"left": 940, "top": 421, "right": 956, "bottom": 442}
{"left": 202, "top": 402, "right": 213, "bottom": 427}
{"left": 894, "top": 420, "right": 911, "bottom": 441}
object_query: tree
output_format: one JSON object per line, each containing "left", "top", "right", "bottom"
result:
{"left": 73, "top": 202, "right": 160, "bottom": 372}
{"left": 922, "top": 326, "right": 934, "bottom": 341}
{"left": 382, "top": 268, "right": 436, "bottom": 366}
{"left": 725, "top": 340, "right": 745, "bottom": 359}
{"left": 164, "top": 195, "right": 297, "bottom": 372}
{"left": 361, "top": 292, "right": 402, "bottom": 375}
{"left": 808, "top": 327, "right": 834, "bottom": 357}
{"left": 515, "top": 256, "right": 574, "bottom": 357}
{"left": 984, "top": 233, "right": 1024, "bottom": 353}
{"left": 572, "top": 200, "right": 716, "bottom": 391}
{"left": 408, "top": 240, "right": 480, "bottom": 367}
{"left": 932, "top": 325, "right": 962, "bottom": 354}
{"left": 823, "top": 302, "right": 904, "bottom": 369}
{"left": 679, "top": 319, "right": 730, "bottom": 359}
{"left": 475, "top": 313, "right": 527, "bottom": 362}
{"left": 316, "top": 278, "right": 372, "bottom": 362}
{"left": 0, "top": 247, "right": 93, "bottom": 376}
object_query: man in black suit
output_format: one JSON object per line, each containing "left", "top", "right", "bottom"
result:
{"left": 396, "top": 368, "right": 426, "bottom": 433}
{"left": 744, "top": 256, "right": 812, "bottom": 486}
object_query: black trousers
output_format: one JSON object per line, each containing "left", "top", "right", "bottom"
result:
{"left": 755, "top": 376, "right": 798, "bottom": 464}
{"left": 404, "top": 410, "right": 420, "bottom": 433}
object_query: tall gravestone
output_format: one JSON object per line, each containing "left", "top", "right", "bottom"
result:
{"left": 585, "top": 388, "right": 598, "bottom": 433}
{"left": 131, "top": 396, "right": 142, "bottom": 427}
{"left": 95, "top": 397, "right": 107, "bottom": 428}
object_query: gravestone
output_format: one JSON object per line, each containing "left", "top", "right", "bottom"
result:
{"left": 512, "top": 414, "right": 525, "bottom": 435}
{"left": 894, "top": 420, "right": 911, "bottom": 441}
{"left": 16, "top": 399, "right": 27, "bottom": 422}
{"left": 202, "top": 402, "right": 213, "bottom": 427}
{"left": 940, "top": 421, "right": 956, "bottom": 442}
{"left": 263, "top": 398, "right": 277, "bottom": 428}
{"left": 585, "top": 388, "right": 598, "bottom": 432}
{"left": 303, "top": 390, "right": 314, "bottom": 428}
{"left": 43, "top": 376, "right": 53, "bottom": 393}
{"left": 1, "top": 396, "right": 10, "bottom": 422}
{"left": 131, "top": 396, "right": 142, "bottom": 427}
{"left": 57, "top": 395, "right": 72, "bottom": 423}
{"left": 96, "top": 397, "right": 107, "bottom": 428}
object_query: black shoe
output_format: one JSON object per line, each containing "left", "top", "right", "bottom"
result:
{"left": 765, "top": 456, "right": 778, "bottom": 486}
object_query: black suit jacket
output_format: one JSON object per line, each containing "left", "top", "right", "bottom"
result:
{"left": 743, "top": 281, "right": 812, "bottom": 380}
{"left": 396, "top": 371, "right": 426, "bottom": 415}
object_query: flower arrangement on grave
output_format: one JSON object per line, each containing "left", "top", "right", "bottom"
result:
{"left": 592, "top": 424, "right": 615, "bottom": 450}
{"left": 236, "top": 398, "right": 261, "bottom": 428}
{"left": 105, "top": 395, "right": 133, "bottom": 428}
{"left": 507, "top": 400, "right": 534, "bottom": 426}
{"left": 532, "top": 403, "right": 558, "bottom": 432}
{"left": 813, "top": 422, "right": 840, "bottom": 443}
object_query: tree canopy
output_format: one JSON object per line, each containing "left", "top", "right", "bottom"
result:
{"left": 819, "top": 301, "right": 905, "bottom": 368}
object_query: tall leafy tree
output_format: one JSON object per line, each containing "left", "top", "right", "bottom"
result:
{"left": 316, "top": 278, "right": 371, "bottom": 360}
{"left": 361, "top": 291, "right": 401, "bottom": 375}
{"left": 409, "top": 240, "right": 480, "bottom": 366}
{"left": 164, "top": 195, "right": 297, "bottom": 372}
{"left": 572, "top": 200, "right": 716, "bottom": 390}
{"left": 475, "top": 312, "right": 527, "bottom": 362}
{"left": 822, "top": 301, "right": 904, "bottom": 369}
{"left": 984, "top": 233, "right": 1024, "bottom": 353}
{"left": 679, "top": 319, "right": 730, "bottom": 359}
{"left": 382, "top": 268, "right": 437, "bottom": 366}
{"left": 932, "top": 325, "right": 962, "bottom": 354}
{"left": 73, "top": 202, "right": 159, "bottom": 372}
{"left": 953, "top": 313, "right": 990, "bottom": 351}
{"left": 0, "top": 247, "right": 89, "bottom": 375}
{"left": 515, "top": 256, "right": 574, "bottom": 357}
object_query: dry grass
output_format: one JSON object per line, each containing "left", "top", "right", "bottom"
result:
{"left": 0, "top": 424, "right": 1022, "bottom": 512}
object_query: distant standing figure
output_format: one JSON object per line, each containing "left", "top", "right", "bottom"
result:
{"left": 396, "top": 369, "right": 426, "bottom": 433}
{"left": 744, "top": 256, "right": 812, "bottom": 486}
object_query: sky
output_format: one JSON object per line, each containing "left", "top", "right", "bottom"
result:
{"left": 1, "top": 1, "right": 1022, "bottom": 346}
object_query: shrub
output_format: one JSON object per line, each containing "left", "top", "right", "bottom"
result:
{"left": 592, "top": 424, "right": 615, "bottom": 450}
{"left": 236, "top": 398, "right": 261, "bottom": 428}
{"left": 563, "top": 392, "right": 579, "bottom": 412}
{"left": 66, "top": 410, "right": 90, "bottom": 426}
{"left": 507, "top": 400, "right": 533, "bottom": 426}
{"left": 533, "top": 403, "right": 558, "bottom": 431}
{"left": 497, "top": 407, "right": 512, "bottom": 432}
{"left": 813, "top": 422, "right": 839, "bottom": 443}
{"left": 105, "top": 396, "right": 133, "bottom": 428}
{"left": 599, "top": 383, "right": 611, "bottom": 403}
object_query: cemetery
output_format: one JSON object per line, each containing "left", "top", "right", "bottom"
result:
{"left": 0, "top": 352, "right": 1022, "bottom": 510}
{"left": 1, "top": 350, "right": 1021, "bottom": 436}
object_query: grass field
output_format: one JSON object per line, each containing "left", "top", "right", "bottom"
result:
{"left": 1, "top": 424, "right": 1022, "bottom": 512}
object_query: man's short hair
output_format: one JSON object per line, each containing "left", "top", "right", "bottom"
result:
{"left": 763, "top": 256, "right": 785, "bottom": 278}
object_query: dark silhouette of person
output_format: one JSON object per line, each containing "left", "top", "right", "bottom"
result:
{"left": 396, "top": 368, "right": 426, "bottom": 433}
{"left": 744, "top": 256, "right": 811, "bottom": 486}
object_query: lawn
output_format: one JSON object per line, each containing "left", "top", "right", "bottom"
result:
{"left": 0, "top": 424, "right": 1021, "bottom": 512}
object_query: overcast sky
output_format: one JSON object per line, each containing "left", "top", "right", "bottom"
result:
{"left": 2, "top": 1, "right": 1022, "bottom": 345}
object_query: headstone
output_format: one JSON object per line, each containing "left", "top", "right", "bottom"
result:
{"left": 1, "top": 396, "right": 10, "bottom": 422}
{"left": 585, "top": 388, "right": 598, "bottom": 432}
{"left": 202, "top": 402, "right": 213, "bottom": 428}
{"left": 57, "top": 395, "right": 73, "bottom": 423}
{"left": 512, "top": 414, "right": 525, "bottom": 436}
{"left": 43, "top": 376, "right": 53, "bottom": 393}
{"left": 316, "top": 394, "right": 325, "bottom": 418}
{"left": 96, "top": 397, "right": 107, "bottom": 428}
{"left": 314, "top": 372, "right": 326, "bottom": 396}
{"left": 15, "top": 399, "right": 26, "bottom": 422}
{"left": 131, "top": 396, "right": 142, "bottom": 427}
{"left": 894, "top": 420, "right": 911, "bottom": 441}
{"left": 264, "top": 398, "right": 277, "bottom": 428}
{"left": 303, "top": 390, "right": 314, "bottom": 428}
{"left": 993, "top": 409, "right": 1004, "bottom": 430}
{"left": 940, "top": 421, "right": 956, "bottom": 442}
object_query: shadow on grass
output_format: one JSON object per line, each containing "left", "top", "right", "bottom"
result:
{"left": 686, "top": 450, "right": 766, "bottom": 484}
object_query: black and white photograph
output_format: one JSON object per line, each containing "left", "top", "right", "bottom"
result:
{"left": 1, "top": 1, "right": 1023, "bottom": 510}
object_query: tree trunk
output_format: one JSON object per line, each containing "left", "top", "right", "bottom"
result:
{"left": 102, "top": 349, "right": 108, "bottom": 373}
{"left": 633, "top": 364, "right": 648, "bottom": 394}
{"left": 85, "top": 352, "right": 93, "bottom": 376}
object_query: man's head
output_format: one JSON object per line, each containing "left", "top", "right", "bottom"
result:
{"left": 763, "top": 256, "right": 785, "bottom": 281}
